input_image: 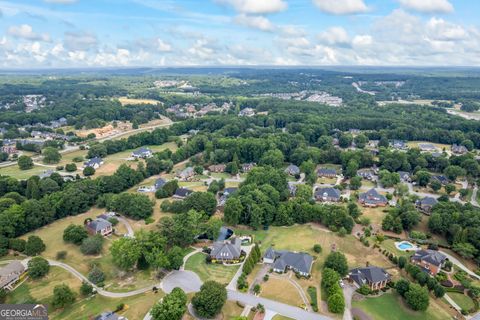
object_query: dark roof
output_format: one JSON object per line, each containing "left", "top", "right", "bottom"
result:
{"left": 418, "top": 196, "right": 438, "bottom": 206}
{"left": 411, "top": 250, "right": 446, "bottom": 267}
{"left": 223, "top": 187, "right": 237, "bottom": 195}
{"left": 87, "top": 218, "right": 112, "bottom": 232}
{"left": 359, "top": 188, "right": 387, "bottom": 204}
{"left": 210, "top": 238, "right": 241, "bottom": 260}
{"left": 94, "top": 312, "right": 119, "bottom": 320}
{"left": 84, "top": 157, "right": 103, "bottom": 167}
{"left": 154, "top": 178, "right": 166, "bottom": 189}
{"left": 350, "top": 266, "right": 390, "bottom": 286}
{"left": 273, "top": 251, "right": 313, "bottom": 275}
{"left": 285, "top": 164, "right": 300, "bottom": 175}
{"left": 433, "top": 175, "right": 449, "bottom": 184}
{"left": 174, "top": 187, "right": 192, "bottom": 198}
{"left": 264, "top": 247, "right": 276, "bottom": 260}
{"left": 315, "top": 187, "right": 341, "bottom": 199}
{"left": 398, "top": 171, "right": 410, "bottom": 179}
{"left": 132, "top": 147, "right": 151, "bottom": 156}
{"left": 317, "top": 168, "right": 337, "bottom": 175}
{"left": 217, "top": 227, "right": 233, "bottom": 241}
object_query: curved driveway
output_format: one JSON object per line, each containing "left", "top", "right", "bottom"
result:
{"left": 161, "top": 270, "right": 202, "bottom": 293}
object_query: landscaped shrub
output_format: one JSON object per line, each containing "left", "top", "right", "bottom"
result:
{"left": 307, "top": 286, "right": 318, "bottom": 312}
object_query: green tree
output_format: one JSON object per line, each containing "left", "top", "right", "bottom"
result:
{"left": 109, "top": 193, "right": 154, "bottom": 220}
{"left": 349, "top": 176, "right": 362, "bottom": 190}
{"left": 25, "top": 235, "right": 46, "bottom": 256}
{"left": 443, "top": 165, "right": 466, "bottom": 181}
{"left": 151, "top": 287, "right": 187, "bottom": 320}
{"left": 18, "top": 155, "right": 33, "bottom": 170}
{"left": 395, "top": 278, "right": 410, "bottom": 297}
{"left": 259, "top": 149, "right": 284, "bottom": 168}
{"left": 80, "top": 281, "right": 93, "bottom": 296}
{"left": 80, "top": 235, "right": 104, "bottom": 255}
{"left": 224, "top": 197, "right": 243, "bottom": 225}
{"left": 26, "top": 178, "right": 41, "bottom": 199}
{"left": 404, "top": 283, "right": 429, "bottom": 311}
{"left": 27, "top": 256, "right": 50, "bottom": 279}
{"left": 444, "top": 183, "right": 456, "bottom": 195}
{"left": 192, "top": 281, "right": 227, "bottom": 318}
{"left": 327, "top": 293, "right": 345, "bottom": 313}
{"left": 88, "top": 266, "right": 105, "bottom": 284}
{"left": 110, "top": 237, "right": 141, "bottom": 270}
{"left": 42, "top": 147, "right": 62, "bottom": 164}
{"left": 51, "top": 284, "right": 76, "bottom": 309}
{"left": 324, "top": 252, "right": 349, "bottom": 277}
{"left": 415, "top": 171, "right": 431, "bottom": 187}
{"left": 65, "top": 163, "right": 77, "bottom": 172}
{"left": 83, "top": 166, "right": 95, "bottom": 176}
{"left": 63, "top": 224, "right": 88, "bottom": 245}
{"left": 398, "top": 256, "right": 407, "bottom": 269}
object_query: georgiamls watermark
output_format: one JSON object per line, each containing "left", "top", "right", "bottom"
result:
{"left": 0, "top": 304, "right": 48, "bottom": 320}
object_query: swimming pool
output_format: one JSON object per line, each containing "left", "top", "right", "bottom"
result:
{"left": 395, "top": 241, "right": 418, "bottom": 251}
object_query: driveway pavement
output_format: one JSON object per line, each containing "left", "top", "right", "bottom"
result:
{"left": 161, "top": 270, "right": 203, "bottom": 293}
{"left": 342, "top": 284, "right": 357, "bottom": 320}
{"left": 439, "top": 250, "right": 480, "bottom": 280}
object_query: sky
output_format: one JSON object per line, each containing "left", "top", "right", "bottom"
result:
{"left": 0, "top": 0, "right": 479, "bottom": 68}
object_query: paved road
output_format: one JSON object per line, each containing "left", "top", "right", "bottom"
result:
{"left": 439, "top": 250, "right": 480, "bottom": 280}
{"left": 342, "top": 284, "right": 356, "bottom": 320}
{"left": 472, "top": 185, "right": 479, "bottom": 207}
{"left": 444, "top": 293, "right": 462, "bottom": 313}
{"left": 116, "top": 216, "right": 134, "bottom": 237}
{"left": 226, "top": 245, "right": 253, "bottom": 291}
{"left": 228, "top": 290, "right": 331, "bottom": 320}
{"left": 161, "top": 270, "right": 202, "bottom": 294}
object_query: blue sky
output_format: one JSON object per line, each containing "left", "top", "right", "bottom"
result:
{"left": 0, "top": 0, "right": 478, "bottom": 67}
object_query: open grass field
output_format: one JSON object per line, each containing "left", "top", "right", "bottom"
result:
{"left": 118, "top": 97, "right": 162, "bottom": 105}
{"left": 360, "top": 206, "right": 389, "bottom": 227}
{"left": 221, "top": 300, "right": 244, "bottom": 319}
{"left": 184, "top": 252, "right": 239, "bottom": 286}
{"left": 407, "top": 141, "right": 451, "bottom": 152}
{"left": 352, "top": 292, "right": 451, "bottom": 320}
{"left": 446, "top": 292, "right": 475, "bottom": 312}
{"left": 316, "top": 177, "right": 337, "bottom": 185}
{"left": 0, "top": 164, "right": 48, "bottom": 179}
{"left": 260, "top": 277, "right": 304, "bottom": 307}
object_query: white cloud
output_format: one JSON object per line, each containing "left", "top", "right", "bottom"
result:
{"left": 215, "top": 0, "right": 287, "bottom": 14}
{"left": 8, "top": 24, "right": 51, "bottom": 42}
{"left": 64, "top": 31, "right": 97, "bottom": 51}
{"left": 51, "top": 43, "right": 64, "bottom": 56}
{"left": 94, "top": 49, "right": 131, "bottom": 66}
{"left": 318, "top": 27, "right": 350, "bottom": 45}
{"left": 156, "top": 39, "right": 172, "bottom": 52}
{"left": 234, "top": 14, "right": 275, "bottom": 31}
{"left": 352, "top": 34, "right": 372, "bottom": 46}
{"left": 426, "top": 18, "right": 466, "bottom": 41}
{"left": 398, "top": 0, "right": 454, "bottom": 13}
{"left": 312, "top": 0, "right": 368, "bottom": 15}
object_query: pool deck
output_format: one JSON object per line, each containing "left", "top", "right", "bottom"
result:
{"left": 394, "top": 240, "right": 420, "bottom": 252}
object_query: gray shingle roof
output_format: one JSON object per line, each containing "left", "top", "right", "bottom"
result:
{"left": 285, "top": 164, "right": 300, "bottom": 175}
{"left": 315, "top": 187, "right": 341, "bottom": 199}
{"left": 349, "top": 266, "right": 390, "bottom": 287}
{"left": 154, "top": 178, "right": 166, "bottom": 189}
{"left": 418, "top": 197, "right": 438, "bottom": 206}
{"left": 317, "top": 168, "right": 337, "bottom": 176}
{"left": 273, "top": 251, "right": 313, "bottom": 275}
{"left": 174, "top": 187, "right": 192, "bottom": 198}
{"left": 88, "top": 218, "right": 112, "bottom": 232}
{"left": 210, "top": 238, "right": 242, "bottom": 260}
{"left": 411, "top": 250, "right": 446, "bottom": 267}
{"left": 359, "top": 188, "right": 387, "bottom": 205}
{"left": 84, "top": 157, "right": 103, "bottom": 167}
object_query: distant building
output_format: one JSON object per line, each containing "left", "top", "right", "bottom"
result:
{"left": 0, "top": 261, "right": 26, "bottom": 290}
{"left": 131, "top": 147, "right": 152, "bottom": 159}
{"left": 288, "top": 183, "right": 297, "bottom": 197}
{"left": 357, "top": 169, "right": 376, "bottom": 181}
{"left": 432, "top": 175, "right": 449, "bottom": 185}
{"left": 452, "top": 144, "right": 468, "bottom": 155}
{"left": 359, "top": 189, "right": 388, "bottom": 207}
{"left": 419, "top": 143, "right": 438, "bottom": 152}
{"left": 349, "top": 266, "right": 391, "bottom": 290}
{"left": 238, "top": 108, "right": 255, "bottom": 117}
{"left": 391, "top": 140, "right": 407, "bottom": 150}
{"left": 416, "top": 197, "right": 438, "bottom": 215}
{"left": 218, "top": 187, "right": 237, "bottom": 206}
{"left": 86, "top": 218, "right": 113, "bottom": 236}
{"left": 263, "top": 248, "right": 313, "bottom": 277}
{"left": 315, "top": 187, "right": 341, "bottom": 202}
{"left": 398, "top": 171, "right": 412, "bottom": 183}
{"left": 317, "top": 168, "right": 337, "bottom": 178}
{"left": 1, "top": 145, "right": 17, "bottom": 154}
{"left": 173, "top": 187, "right": 193, "bottom": 199}
{"left": 154, "top": 178, "right": 166, "bottom": 190}
{"left": 177, "top": 167, "right": 195, "bottom": 181}
{"left": 241, "top": 162, "right": 256, "bottom": 173}
{"left": 84, "top": 157, "right": 104, "bottom": 169}
{"left": 210, "top": 238, "right": 242, "bottom": 262}
{"left": 285, "top": 164, "right": 300, "bottom": 176}
{"left": 208, "top": 164, "right": 226, "bottom": 173}
{"left": 94, "top": 311, "right": 127, "bottom": 320}
{"left": 410, "top": 250, "right": 446, "bottom": 275}
{"left": 39, "top": 170, "right": 55, "bottom": 179}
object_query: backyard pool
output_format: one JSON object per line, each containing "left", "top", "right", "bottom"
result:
{"left": 395, "top": 241, "right": 418, "bottom": 251}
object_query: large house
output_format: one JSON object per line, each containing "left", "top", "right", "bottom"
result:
{"left": 416, "top": 197, "right": 438, "bottom": 214}
{"left": 210, "top": 238, "right": 242, "bottom": 262}
{"left": 241, "top": 163, "right": 256, "bottom": 173}
{"left": 173, "top": 187, "right": 193, "bottom": 199}
{"left": 391, "top": 140, "right": 407, "bottom": 150}
{"left": 359, "top": 189, "right": 388, "bottom": 207}
{"left": 86, "top": 218, "right": 113, "bottom": 236}
{"left": 349, "top": 266, "right": 391, "bottom": 290}
{"left": 452, "top": 144, "right": 468, "bottom": 155}
{"left": 0, "top": 261, "right": 26, "bottom": 290}
{"left": 238, "top": 108, "right": 255, "bottom": 117}
{"left": 285, "top": 164, "right": 300, "bottom": 176}
{"left": 132, "top": 147, "right": 152, "bottom": 159}
{"left": 177, "top": 167, "right": 195, "bottom": 181}
{"left": 398, "top": 171, "right": 412, "bottom": 183}
{"left": 84, "top": 157, "right": 104, "bottom": 169}
{"left": 357, "top": 169, "right": 376, "bottom": 181}
{"left": 218, "top": 187, "right": 237, "bottom": 206}
{"left": 432, "top": 175, "right": 449, "bottom": 185}
{"left": 315, "top": 187, "right": 341, "bottom": 202}
{"left": 263, "top": 248, "right": 313, "bottom": 277}
{"left": 419, "top": 143, "right": 438, "bottom": 152}
{"left": 208, "top": 164, "right": 226, "bottom": 173}
{"left": 154, "top": 178, "right": 166, "bottom": 190}
{"left": 317, "top": 168, "right": 337, "bottom": 178}
{"left": 411, "top": 250, "right": 447, "bottom": 275}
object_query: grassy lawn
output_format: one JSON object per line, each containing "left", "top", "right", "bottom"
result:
{"left": 221, "top": 300, "right": 244, "bottom": 319}
{"left": 447, "top": 292, "right": 475, "bottom": 311}
{"left": 0, "top": 164, "right": 47, "bottom": 179}
{"left": 272, "top": 316, "right": 294, "bottom": 320}
{"left": 360, "top": 206, "right": 389, "bottom": 226}
{"left": 7, "top": 266, "right": 162, "bottom": 320}
{"left": 361, "top": 180, "right": 377, "bottom": 189}
{"left": 317, "top": 177, "right": 337, "bottom": 185}
{"left": 118, "top": 97, "right": 162, "bottom": 105}
{"left": 185, "top": 252, "right": 239, "bottom": 286}
{"left": 352, "top": 292, "right": 451, "bottom": 320}
{"left": 407, "top": 141, "right": 451, "bottom": 152}
{"left": 260, "top": 277, "right": 304, "bottom": 307}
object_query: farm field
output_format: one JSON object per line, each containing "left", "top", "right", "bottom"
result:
{"left": 117, "top": 97, "right": 163, "bottom": 105}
